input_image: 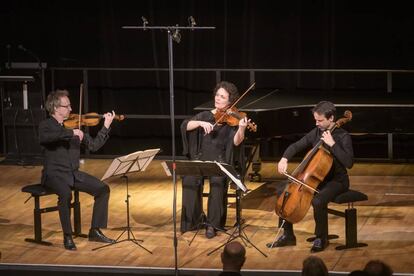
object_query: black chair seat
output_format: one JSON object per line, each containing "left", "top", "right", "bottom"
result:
{"left": 332, "top": 189, "right": 368, "bottom": 204}
{"left": 21, "top": 184, "right": 54, "bottom": 196}
{"left": 22, "top": 183, "right": 86, "bottom": 246}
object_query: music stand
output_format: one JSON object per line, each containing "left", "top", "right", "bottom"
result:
{"left": 92, "top": 148, "right": 160, "bottom": 252}
{"left": 162, "top": 160, "right": 250, "bottom": 246}
{"left": 200, "top": 162, "right": 267, "bottom": 257}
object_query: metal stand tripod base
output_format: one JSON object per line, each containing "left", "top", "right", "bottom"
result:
{"left": 207, "top": 222, "right": 267, "bottom": 257}
{"left": 92, "top": 226, "right": 152, "bottom": 253}
{"left": 187, "top": 212, "right": 230, "bottom": 246}
{"left": 207, "top": 187, "right": 267, "bottom": 257}
{"left": 188, "top": 212, "right": 208, "bottom": 246}
{"left": 92, "top": 175, "right": 151, "bottom": 254}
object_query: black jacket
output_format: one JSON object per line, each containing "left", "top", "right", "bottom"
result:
{"left": 282, "top": 127, "right": 353, "bottom": 184}
{"left": 39, "top": 117, "right": 110, "bottom": 185}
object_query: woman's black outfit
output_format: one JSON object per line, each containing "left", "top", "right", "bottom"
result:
{"left": 180, "top": 111, "right": 242, "bottom": 233}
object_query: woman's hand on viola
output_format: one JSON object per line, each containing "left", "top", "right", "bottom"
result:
{"left": 238, "top": 117, "right": 250, "bottom": 129}
{"left": 103, "top": 110, "right": 116, "bottom": 129}
{"left": 199, "top": 121, "right": 214, "bottom": 135}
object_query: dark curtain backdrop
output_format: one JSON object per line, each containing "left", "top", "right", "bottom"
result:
{"left": 1, "top": 0, "right": 414, "bottom": 158}
{"left": 2, "top": 1, "right": 414, "bottom": 69}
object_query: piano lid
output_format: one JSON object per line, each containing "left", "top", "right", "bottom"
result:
{"left": 194, "top": 89, "right": 414, "bottom": 135}
{"left": 0, "top": 75, "right": 35, "bottom": 82}
{"left": 195, "top": 89, "right": 414, "bottom": 112}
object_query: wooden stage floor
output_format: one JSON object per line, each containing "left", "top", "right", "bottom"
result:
{"left": 0, "top": 159, "right": 414, "bottom": 274}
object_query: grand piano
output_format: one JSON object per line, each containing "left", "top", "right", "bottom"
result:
{"left": 195, "top": 88, "right": 414, "bottom": 179}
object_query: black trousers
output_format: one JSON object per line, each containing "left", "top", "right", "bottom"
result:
{"left": 180, "top": 175, "right": 228, "bottom": 233}
{"left": 43, "top": 171, "right": 110, "bottom": 235}
{"left": 278, "top": 179, "right": 348, "bottom": 240}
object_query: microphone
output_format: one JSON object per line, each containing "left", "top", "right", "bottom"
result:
{"left": 18, "top": 44, "right": 42, "bottom": 69}
{"left": 188, "top": 16, "right": 196, "bottom": 29}
{"left": 172, "top": 28, "right": 181, "bottom": 43}
{"left": 17, "top": 44, "right": 27, "bottom": 52}
{"left": 141, "top": 16, "right": 148, "bottom": 30}
{"left": 6, "top": 44, "right": 11, "bottom": 69}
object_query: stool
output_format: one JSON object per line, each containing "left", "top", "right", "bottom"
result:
{"left": 21, "top": 183, "right": 86, "bottom": 246}
{"left": 328, "top": 189, "right": 368, "bottom": 250}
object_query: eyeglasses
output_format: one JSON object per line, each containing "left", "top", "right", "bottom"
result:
{"left": 59, "top": 104, "right": 71, "bottom": 109}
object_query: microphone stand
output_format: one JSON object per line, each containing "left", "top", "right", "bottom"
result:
{"left": 18, "top": 45, "right": 45, "bottom": 107}
{"left": 122, "top": 20, "right": 215, "bottom": 276}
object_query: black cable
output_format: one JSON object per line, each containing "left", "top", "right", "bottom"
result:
{"left": 12, "top": 108, "right": 21, "bottom": 163}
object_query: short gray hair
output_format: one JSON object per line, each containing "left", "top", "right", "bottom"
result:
{"left": 45, "top": 89, "right": 69, "bottom": 115}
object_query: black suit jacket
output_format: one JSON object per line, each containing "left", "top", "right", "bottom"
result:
{"left": 39, "top": 116, "right": 110, "bottom": 186}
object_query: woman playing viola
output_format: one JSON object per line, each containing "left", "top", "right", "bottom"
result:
{"left": 180, "top": 81, "right": 250, "bottom": 238}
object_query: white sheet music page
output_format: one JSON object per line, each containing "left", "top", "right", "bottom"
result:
{"left": 101, "top": 148, "right": 160, "bottom": 181}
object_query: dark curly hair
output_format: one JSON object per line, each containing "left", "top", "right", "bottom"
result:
{"left": 213, "top": 81, "right": 239, "bottom": 104}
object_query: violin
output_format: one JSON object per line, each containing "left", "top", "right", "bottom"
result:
{"left": 274, "top": 110, "right": 352, "bottom": 224}
{"left": 214, "top": 107, "right": 257, "bottom": 132}
{"left": 64, "top": 112, "right": 125, "bottom": 129}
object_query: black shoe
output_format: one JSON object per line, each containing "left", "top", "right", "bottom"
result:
{"left": 266, "top": 234, "right": 296, "bottom": 248}
{"left": 63, "top": 234, "right": 77, "bottom": 250}
{"left": 205, "top": 226, "right": 216, "bottom": 239}
{"left": 310, "top": 238, "right": 329, "bottom": 253}
{"left": 88, "top": 228, "right": 115, "bottom": 243}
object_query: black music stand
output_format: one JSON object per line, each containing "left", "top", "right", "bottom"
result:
{"left": 92, "top": 148, "right": 160, "bottom": 252}
{"left": 191, "top": 162, "right": 267, "bottom": 257}
{"left": 162, "top": 160, "right": 263, "bottom": 256}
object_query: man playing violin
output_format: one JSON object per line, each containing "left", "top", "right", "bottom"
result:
{"left": 39, "top": 89, "right": 116, "bottom": 250}
{"left": 267, "top": 101, "right": 353, "bottom": 252}
{"left": 180, "top": 81, "right": 249, "bottom": 238}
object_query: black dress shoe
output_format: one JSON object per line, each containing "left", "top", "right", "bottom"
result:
{"left": 266, "top": 234, "right": 296, "bottom": 248}
{"left": 63, "top": 234, "right": 77, "bottom": 250}
{"left": 205, "top": 226, "right": 216, "bottom": 239}
{"left": 88, "top": 228, "right": 115, "bottom": 243}
{"left": 310, "top": 238, "right": 329, "bottom": 253}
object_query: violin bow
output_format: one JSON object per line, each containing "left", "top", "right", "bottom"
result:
{"left": 229, "top": 82, "right": 256, "bottom": 109}
{"left": 282, "top": 172, "right": 319, "bottom": 193}
{"left": 78, "top": 83, "right": 83, "bottom": 129}
{"left": 213, "top": 82, "right": 256, "bottom": 128}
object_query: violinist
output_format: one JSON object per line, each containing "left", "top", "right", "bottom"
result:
{"left": 180, "top": 81, "right": 249, "bottom": 239}
{"left": 39, "top": 89, "right": 116, "bottom": 250}
{"left": 267, "top": 101, "right": 353, "bottom": 252}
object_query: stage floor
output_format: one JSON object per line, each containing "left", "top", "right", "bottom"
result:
{"left": 0, "top": 159, "right": 413, "bottom": 274}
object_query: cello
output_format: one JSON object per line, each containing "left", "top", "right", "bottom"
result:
{"left": 275, "top": 110, "right": 352, "bottom": 224}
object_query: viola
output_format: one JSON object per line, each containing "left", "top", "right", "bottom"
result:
{"left": 214, "top": 107, "right": 257, "bottom": 132}
{"left": 63, "top": 112, "right": 125, "bottom": 129}
{"left": 274, "top": 110, "right": 352, "bottom": 224}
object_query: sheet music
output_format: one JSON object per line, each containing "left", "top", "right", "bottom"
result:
{"left": 127, "top": 148, "right": 160, "bottom": 172}
{"left": 215, "top": 161, "right": 247, "bottom": 192}
{"left": 101, "top": 148, "right": 160, "bottom": 181}
{"left": 162, "top": 160, "right": 247, "bottom": 192}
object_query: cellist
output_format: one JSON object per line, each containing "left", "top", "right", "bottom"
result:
{"left": 267, "top": 101, "right": 354, "bottom": 252}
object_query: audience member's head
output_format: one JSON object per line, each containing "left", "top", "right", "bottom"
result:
{"left": 302, "top": 256, "right": 328, "bottom": 276}
{"left": 349, "top": 270, "right": 369, "bottom": 276}
{"left": 221, "top": 241, "right": 246, "bottom": 272}
{"left": 363, "top": 260, "right": 393, "bottom": 276}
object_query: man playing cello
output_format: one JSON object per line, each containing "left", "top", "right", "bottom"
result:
{"left": 267, "top": 101, "right": 354, "bottom": 252}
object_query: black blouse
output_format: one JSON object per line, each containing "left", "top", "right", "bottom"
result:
{"left": 181, "top": 111, "right": 238, "bottom": 164}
